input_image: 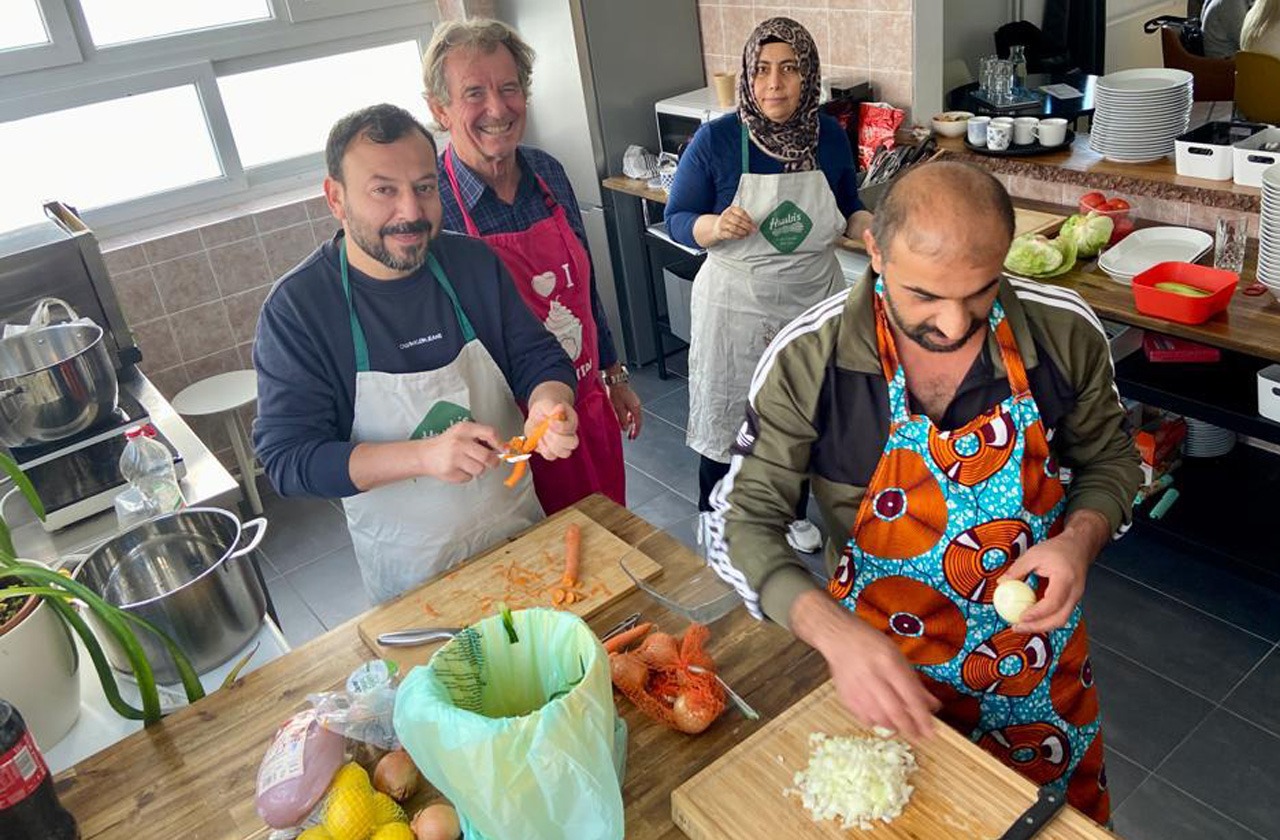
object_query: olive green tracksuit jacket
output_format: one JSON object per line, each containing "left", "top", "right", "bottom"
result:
{"left": 705, "top": 271, "right": 1143, "bottom": 626}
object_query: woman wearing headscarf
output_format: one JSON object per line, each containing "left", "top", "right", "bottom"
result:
{"left": 665, "top": 17, "right": 871, "bottom": 551}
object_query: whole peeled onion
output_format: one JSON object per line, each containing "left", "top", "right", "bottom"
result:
{"left": 412, "top": 803, "right": 461, "bottom": 840}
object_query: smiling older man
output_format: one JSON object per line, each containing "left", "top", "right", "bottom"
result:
{"left": 422, "top": 18, "right": 640, "bottom": 516}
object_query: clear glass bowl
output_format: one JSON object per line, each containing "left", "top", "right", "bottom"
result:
{"left": 618, "top": 515, "right": 741, "bottom": 625}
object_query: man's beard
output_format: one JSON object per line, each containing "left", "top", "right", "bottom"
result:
{"left": 348, "top": 218, "right": 433, "bottom": 272}
{"left": 884, "top": 288, "right": 985, "bottom": 353}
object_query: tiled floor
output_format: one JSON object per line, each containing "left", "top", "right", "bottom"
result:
{"left": 253, "top": 350, "right": 1280, "bottom": 839}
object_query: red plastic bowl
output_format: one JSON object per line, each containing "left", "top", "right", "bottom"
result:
{"left": 1131, "top": 262, "right": 1238, "bottom": 324}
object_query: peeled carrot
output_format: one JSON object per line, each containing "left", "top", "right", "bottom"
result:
{"left": 504, "top": 459, "right": 527, "bottom": 488}
{"left": 521, "top": 408, "right": 566, "bottom": 454}
{"left": 562, "top": 523, "right": 581, "bottom": 587}
{"left": 603, "top": 622, "right": 654, "bottom": 654}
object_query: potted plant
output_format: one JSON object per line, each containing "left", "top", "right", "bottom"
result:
{"left": 0, "top": 452, "right": 204, "bottom": 745}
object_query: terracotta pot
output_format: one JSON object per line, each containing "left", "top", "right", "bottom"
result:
{"left": 0, "top": 570, "right": 81, "bottom": 751}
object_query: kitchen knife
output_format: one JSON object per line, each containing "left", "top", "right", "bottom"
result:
{"left": 998, "top": 786, "right": 1067, "bottom": 840}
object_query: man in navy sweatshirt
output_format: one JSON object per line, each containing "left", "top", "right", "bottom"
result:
{"left": 253, "top": 103, "right": 578, "bottom": 602}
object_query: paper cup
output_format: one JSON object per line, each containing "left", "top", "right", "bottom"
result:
{"left": 713, "top": 72, "right": 737, "bottom": 108}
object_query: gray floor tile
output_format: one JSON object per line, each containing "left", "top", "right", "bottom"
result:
{"left": 1159, "top": 709, "right": 1280, "bottom": 838}
{"left": 630, "top": 489, "right": 698, "bottom": 539}
{"left": 264, "top": 575, "right": 326, "bottom": 648}
{"left": 629, "top": 358, "right": 686, "bottom": 404}
{"left": 625, "top": 464, "right": 668, "bottom": 511}
{"left": 1089, "top": 644, "right": 1213, "bottom": 769}
{"left": 1083, "top": 565, "right": 1272, "bottom": 702}
{"left": 256, "top": 480, "right": 353, "bottom": 577}
{"left": 622, "top": 413, "right": 699, "bottom": 503}
{"left": 1099, "top": 534, "right": 1280, "bottom": 642}
{"left": 665, "top": 349, "right": 689, "bottom": 377}
{"left": 644, "top": 385, "right": 689, "bottom": 433}
{"left": 1113, "top": 775, "right": 1263, "bottom": 840}
{"left": 1222, "top": 647, "right": 1280, "bottom": 736}
{"left": 1104, "top": 747, "right": 1148, "bottom": 812}
{"left": 284, "top": 544, "right": 371, "bottom": 630}
{"left": 255, "top": 549, "right": 281, "bottom": 582}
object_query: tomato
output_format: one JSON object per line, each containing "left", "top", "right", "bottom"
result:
{"left": 1104, "top": 197, "right": 1131, "bottom": 212}
{"left": 1080, "top": 191, "right": 1107, "bottom": 210}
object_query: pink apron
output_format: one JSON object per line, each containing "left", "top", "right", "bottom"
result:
{"left": 443, "top": 148, "right": 626, "bottom": 513}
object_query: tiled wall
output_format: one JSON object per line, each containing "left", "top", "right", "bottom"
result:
{"left": 102, "top": 193, "right": 334, "bottom": 458}
{"left": 696, "top": 0, "right": 915, "bottom": 114}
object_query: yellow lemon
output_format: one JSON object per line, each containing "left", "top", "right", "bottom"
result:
{"left": 331, "top": 762, "right": 373, "bottom": 796}
{"left": 370, "top": 824, "right": 415, "bottom": 840}
{"left": 324, "top": 785, "right": 377, "bottom": 840}
{"left": 298, "top": 828, "right": 334, "bottom": 840}
{"left": 371, "top": 791, "right": 407, "bottom": 825}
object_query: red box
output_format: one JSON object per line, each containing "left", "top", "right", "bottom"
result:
{"left": 1142, "top": 333, "right": 1222, "bottom": 363}
{"left": 1132, "top": 262, "right": 1237, "bottom": 325}
{"left": 1134, "top": 417, "right": 1187, "bottom": 466}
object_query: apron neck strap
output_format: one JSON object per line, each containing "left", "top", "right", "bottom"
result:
{"left": 443, "top": 146, "right": 483, "bottom": 238}
{"left": 740, "top": 124, "right": 750, "bottom": 175}
{"left": 339, "top": 238, "right": 477, "bottom": 374}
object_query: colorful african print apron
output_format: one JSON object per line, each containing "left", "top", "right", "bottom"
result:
{"left": 827, "top": 278, "right": 1110, "bottom": 824}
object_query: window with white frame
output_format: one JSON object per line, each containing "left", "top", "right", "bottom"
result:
{"left": 0, "top": 0, "right": 438, "bottom": 236}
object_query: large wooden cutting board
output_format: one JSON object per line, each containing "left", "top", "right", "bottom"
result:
{"left": 672, "top": 682, "right": 1117, "bottom": 840}
{"left": 1014, "top": 207, "right": 1068, "bottom": 238}
{"left": 357, "top": 507, "right": 662, "bottom": 670}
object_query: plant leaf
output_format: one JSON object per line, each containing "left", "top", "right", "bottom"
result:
{"left": 0, "top": 452, "right": 45, "bottom": 520}
{"left": 220, "top": 641, "right": 260, "bottom": 690}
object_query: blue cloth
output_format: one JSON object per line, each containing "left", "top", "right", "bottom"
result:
{"left": 664, "top": 112, "right": 862, "bottom": 248}
{"left": 439, "top": 146, "right": 618, "bottom": 370}
{"left": 252, "top": 231, "right": 576, "bottom": 500}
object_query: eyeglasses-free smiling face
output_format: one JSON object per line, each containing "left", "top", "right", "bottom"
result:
{"left": 751, "top": 42, "right": 802, "bottom": 123}
{"left": 429, "top": 43, "right": 527, "bottom": 170}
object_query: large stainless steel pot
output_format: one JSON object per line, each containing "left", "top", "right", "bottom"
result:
{"left": 75, "top": 508, "right": 268, "bottom": 684}
{"left": 0, "top": 322, "right": 118, "bottom": 447}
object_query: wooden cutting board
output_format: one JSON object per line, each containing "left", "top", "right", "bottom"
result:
{"left": 1014, "top": 207, "right": 1068, "bottom": 238}
{"left": 357, "top": 508, "right": 662, "bottom": 670}
{"left": 672, "top": 682, "right": 1117, "bottom": 840}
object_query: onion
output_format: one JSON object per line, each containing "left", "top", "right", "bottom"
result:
{"left": 373, "top": 749, "right": 421, "bottom": 802}
{"left": 993, "top": 579, "right": 1037, "bottom": 624}
{"left": 671, "top": 692, "right": 719, "bottom": 734}
{"left": 786, "top": 732, "right": 917, "bottom": 829}
{"left": 635, "top": 631, "right": 680, "bottom": 670}
{"left": 411, "top": 803, "right": 461, "bottom": 840}
{"left": 609, "top": 652, "right": 649, "bottom": 694}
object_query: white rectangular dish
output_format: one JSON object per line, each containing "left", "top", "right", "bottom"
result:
{"left": 1098, "top": 226, "right": 1214, "bottom": 285}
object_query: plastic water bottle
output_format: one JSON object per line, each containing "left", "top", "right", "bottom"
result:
{"left": 1009, "top": 44, "right": 1028, "bottom": 94}
{"left": 117, "top": 424, "right": 184, "bottom": 521}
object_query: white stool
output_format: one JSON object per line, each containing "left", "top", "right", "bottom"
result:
{"left": 172, "top": 370, "right": 263, "bottom": 516}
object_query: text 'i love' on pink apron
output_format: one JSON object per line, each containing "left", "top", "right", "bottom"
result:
{"left": 444, "top": 147, "right": 625, "bottom": 513}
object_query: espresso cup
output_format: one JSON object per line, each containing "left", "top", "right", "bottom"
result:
{"left": 1035, "top": 118, "right": 1069, "bottom": 147}
{"left": 1013, "top": 117, "right": 1039, "bottom": 145}
{"left": 986, "top": 122, "right": 1012, "bottom": 151}
{"left": 966, "top": 116, "right": 991, "bottom": 145}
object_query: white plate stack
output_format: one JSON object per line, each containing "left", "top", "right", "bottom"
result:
{"left": 1089, "top": 69, "right": 1194, "bottom": 163}
{"left": 1259, "top": 162, "right": 1280, "bottom": 302}
{"left": 1184, "top": 417, "right": 1236, "bottom": 458}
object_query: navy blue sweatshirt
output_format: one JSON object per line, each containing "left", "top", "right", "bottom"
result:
{"left": 252, "top": 230, "right": 575, "bottom": 499}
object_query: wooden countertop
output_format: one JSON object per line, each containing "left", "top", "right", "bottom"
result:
{"left": 55, "top": 496, "right": 832, "bottom": 839}
{"left": 602, "top": 179, "right": 1280, "bottom": 362}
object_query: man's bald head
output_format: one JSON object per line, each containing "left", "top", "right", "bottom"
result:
{"left": 868, "top": 161, "right": 1015, "bottom": 268}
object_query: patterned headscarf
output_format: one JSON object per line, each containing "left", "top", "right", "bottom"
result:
{"left": 737, "top": 17, "right": 821, "bottom": 172}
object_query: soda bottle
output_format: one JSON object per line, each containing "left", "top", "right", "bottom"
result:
{"left": 0, "top": 699, "right": 80, "bottom": 839}
{"left": 118, "top": 424, "right": 185, "bottom": 515}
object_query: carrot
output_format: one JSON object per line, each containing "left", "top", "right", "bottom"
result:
{"left": 603, "top": 622, "right": 654, "bottom": 654}
{"left": 552, "top": 588, "right": 566, "bottom": 606}
{"left": 521, "top": 408, "right": 566, "bottom": 454}
{"left": 504, "top": 459, "right": 527, "bottom": 488}
{"left": 562, "top": 523, "right": 581, "bottom": 587}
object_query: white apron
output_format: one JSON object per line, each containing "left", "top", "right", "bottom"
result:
{"left": 338, "top": 241, "right": 543, "bottom": 603}
{"left": 687, "top": 126, "right": 845, "bottom": 462}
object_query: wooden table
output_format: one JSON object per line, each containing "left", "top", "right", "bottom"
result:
{"left": 54, "top": 496, "right": 830, "bottom": 839}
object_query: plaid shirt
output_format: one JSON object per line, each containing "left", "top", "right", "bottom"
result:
{"left": 438, "top": 145, "right": 618, "bottom": 369}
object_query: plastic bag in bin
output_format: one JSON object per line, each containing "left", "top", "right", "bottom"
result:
{"left": 858, "top": 102, "right": 906, "bottom": 170}
{"left": 394, "top": 608, "right": 626, "bottom": 840}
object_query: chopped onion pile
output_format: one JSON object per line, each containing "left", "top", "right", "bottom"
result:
{"left": 785, "top": 732, "right": 918, "bottom": 830}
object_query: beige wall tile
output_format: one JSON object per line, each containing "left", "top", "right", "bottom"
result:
{"left": 1006, "top": 175, "right": 1064, "bottom": 204}
{"left": 110, "top": 266, "right": 164, "bottom": 325}
{"left": 189, "top": 413, "right": 231, "bottom": 453}
{"left": 867, "top": 11, "right": 912, "bottom": 72}
{"left": 303, "top": 196, "right": 331, "bottom": 221}
{"left": 154, "top": 253, "right": 218, "bottom": 314}
{"left": 721, "top": 5, "right": 759, "bottom": 62}
{"left": 209, "top": 238, "right": 271, "bottom": 296}
{"left": 103, "top": 244, "right": 148, "bottom": 274}
{"left": 752, "top": 7, "right": 831, "bottom": 61}
{"left": 200, "top": 217, "right": 256, "bottom": 249}
{"left": 699, "top": 3, "right": 725, "bottom": 59}
{"left": 172, "top": 300, "right": 235, "bottom": 362}
{"left": 225, "top": 286, "right": 272, "bottom": 345}
{"left": 146, "top": 364, "right": 190, "bottom": 401}
{"left": 311, "top": 220, "right": 339, "bottom": 249}
{"left": 1186, "top": 203, "right": 1258, "bottom": 236}
{"left": 143, "top": 230, "right": 203, "bottom": 264}
{"left": 264, "top": 223, "right": 320, "bottom": 279}
{"left": 132, "top": 318, "right": 180, "bottom": 370}
{"left": 1134, "top": 196, "right": 1190, "bottom": 226}
{"left": 236, "top": 340, "right": 256, "bottom": 370}
{"left": 185, "top": 348, "right": 244, "bottom": 385}
{"left": 829, "top": 0, "right": 869, "bottom": 8}
{"left": 759, "top": 0, "right": 826, "bottom": 8}
{"left": 867, "top": 69, "right": 913, "bottom": 112}
{"left": 829, "top": 11, "right": 870, "bottom": 71}
{"left": 253, "top": 202, "right": 309, "bottom": 234}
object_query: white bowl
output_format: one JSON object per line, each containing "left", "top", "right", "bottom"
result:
{"left": 932, "top": 111, "right": 974, "bottom": 138}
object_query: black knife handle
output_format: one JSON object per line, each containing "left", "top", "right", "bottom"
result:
{"left": 999, "top": 786, "right": 1067, "bottom": 840}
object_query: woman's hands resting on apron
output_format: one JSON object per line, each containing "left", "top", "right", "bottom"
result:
{"left": 526, "top": 381, "right": 580, "bottom": 460}
{"left": 790, "top": 589, "right": 941, "bottom": 743}
{"left": 692, "top": 206, "right": 757, "bottom": 248}
{"left": 997, "top": 509, "right": 1113, "bottom": 635}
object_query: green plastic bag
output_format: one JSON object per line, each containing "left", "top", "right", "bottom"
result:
{"left": 394, "top": 608, "right": 627, "bottom": 840}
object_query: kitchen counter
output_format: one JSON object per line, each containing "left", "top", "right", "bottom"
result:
{"left": 3, "top": 367, "right": 240, "bottom": 561}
